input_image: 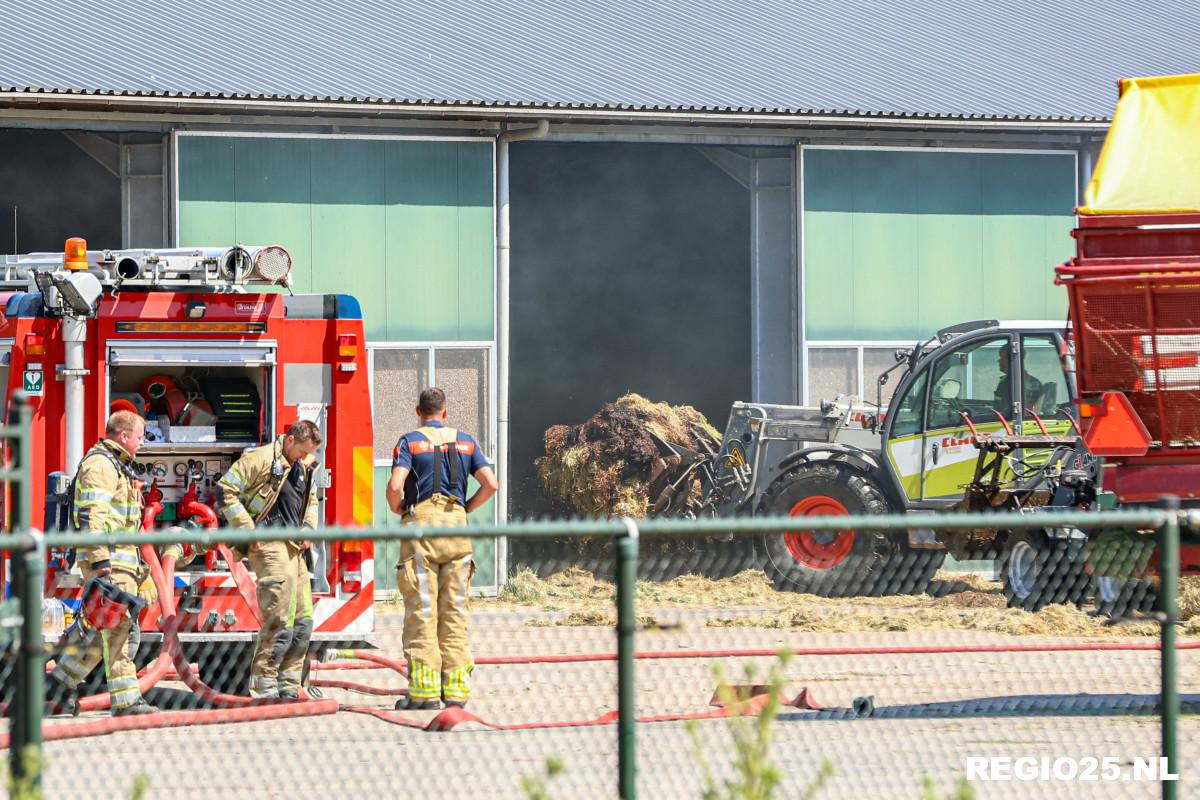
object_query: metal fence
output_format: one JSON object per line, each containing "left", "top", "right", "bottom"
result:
{"left": 0, "top": 402, "right": 1195, "bottom": 799}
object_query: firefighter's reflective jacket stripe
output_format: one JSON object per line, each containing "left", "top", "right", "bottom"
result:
{"left": 216, "top": 436, "right": 319, "bottom": 536}
{"left": 75, "top": 439, "right": 143, "bottom": 572}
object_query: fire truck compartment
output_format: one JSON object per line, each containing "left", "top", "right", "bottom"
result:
{"left": 107, "top": 341, "right": 275, "bottom": 453}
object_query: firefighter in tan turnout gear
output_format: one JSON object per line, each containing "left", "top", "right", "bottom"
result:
{"left": 45, "top": 411, "right": 157, "bottom": 715}
{"left": 217, "top": 421, "right": 322, "bottom": 699}
{"left": 387, "top": 387, "right": 498, "bottom": 710}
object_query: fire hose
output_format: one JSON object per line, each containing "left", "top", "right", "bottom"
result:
{"left": 32, "top": 492, "right": 336, "bottom": 739}
{"left": 315, "top": 641, "right": 1200, "bottom": 700}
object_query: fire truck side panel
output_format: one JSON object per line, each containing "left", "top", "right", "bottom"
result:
{"left": 2, "top": 289, "right": 374, "bottom": 643}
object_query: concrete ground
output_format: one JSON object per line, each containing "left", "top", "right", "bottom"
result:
{"left": 26, "top": 606, "right": 1200, "bottom": 799}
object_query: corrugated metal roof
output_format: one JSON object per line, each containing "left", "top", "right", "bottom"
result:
{"left": 0, "top": 0, "right": 1197, "bottom": 121}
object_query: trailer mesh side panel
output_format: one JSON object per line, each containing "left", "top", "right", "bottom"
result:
{"left": 1070, "top": 275, "right": 1200, "bottom": 445}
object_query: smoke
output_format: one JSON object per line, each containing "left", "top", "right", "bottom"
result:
{"left": 509, "top": 141, "right": 753, "bottom": 517}
{"left": 0, "top": 130, "right": 122, "bottom": 253}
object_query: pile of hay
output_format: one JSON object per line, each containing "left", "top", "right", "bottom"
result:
{"left": 536, "top": 393, "right": 721, "bottom": 518}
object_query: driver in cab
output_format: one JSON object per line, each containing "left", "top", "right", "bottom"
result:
{"left": 993, "top": 342, "right": 1041, "bottom": 414}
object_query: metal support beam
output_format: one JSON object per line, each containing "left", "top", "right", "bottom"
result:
{"left": 697, "top": 146, "right": 753, "bottom": 189}
{"left": 63, "top": 131, "right": 121, "bottom": 178}
{"left": 496, "top": 119, "right": 549, "bottom": 545}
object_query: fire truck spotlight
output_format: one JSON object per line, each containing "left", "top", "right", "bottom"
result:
{"left": 185, "top": 300, "right": 206, "bottom": 319}
{"left": 52, "top": 271, "right": 103, "bottom": 317}
{"left": 252, "top": 245, "right": 292, "bottom": 284}
{"left": 63, "top": 237, "right": 89, "bottom": 270}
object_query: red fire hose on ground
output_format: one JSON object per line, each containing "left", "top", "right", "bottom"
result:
{"left": 24, "top": 494, "right": 337, "bottom": 743}
{"left": 28, "top": 480, "right": 1200, "bottom": 740}
{"left": 316, "top": 638, "right": 1200, "bottom": 733}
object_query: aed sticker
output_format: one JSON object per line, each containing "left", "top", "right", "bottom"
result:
{"left": 22, "top": 368, "right": 44, "bottom": 395}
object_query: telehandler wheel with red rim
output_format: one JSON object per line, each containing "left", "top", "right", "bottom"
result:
{"left": 758, "top": 461, "right": 896, "bottom": 597}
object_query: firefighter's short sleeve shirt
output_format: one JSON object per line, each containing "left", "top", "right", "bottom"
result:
{"left": 392, "top": 421, "right": 490, "bottom": 506}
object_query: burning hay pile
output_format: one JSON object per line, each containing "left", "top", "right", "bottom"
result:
{"left": 536, "top": 393, "right": 721, "bottom": 518}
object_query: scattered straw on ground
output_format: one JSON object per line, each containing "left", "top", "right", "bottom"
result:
{"left": 1178, "top": 576, "right": 1200, "bottom": 622}
{"left": 705, "top": 603, "right": 1158, "bottom": 637}
{"left": 535, "top": 393, "right": 720, "bottom": 518}
{"left": 483, "top": 568, "right": 1170, "bottom": 637}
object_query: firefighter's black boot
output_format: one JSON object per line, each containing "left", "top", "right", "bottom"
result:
{"left": 43, "top": 676, "right": 78, "bottom": 716}
{"left": 112, "top": 699, "right": 158, "bottom": 716}
{"left": 394, "top": 695, "right": 441, "bottom": 711}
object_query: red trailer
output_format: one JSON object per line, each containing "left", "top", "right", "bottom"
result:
{"left": 1056, "top": 73, "right": 1200, "bottom": 594}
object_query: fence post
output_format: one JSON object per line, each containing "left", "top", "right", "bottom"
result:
{"left": 10, "top": 532, "right": 44, "bottom": 789}
{"left": 1158, "top": 498, "right": 1179, "bottom": 800}
{"left": 9, "top": 394, "right": 43, "bottom": 789}
{"left": 617, "top": 519, "right": 639, "bottom": 800}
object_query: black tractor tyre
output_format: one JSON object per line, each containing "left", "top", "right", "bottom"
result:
{"left": 1094, "top": 577, "right": 1157, "bottom": 619}
{"left": 757, "top": 461, "right": 897, "bottom": 597}
{"left": 1091, "top": 534, "right": 1158, "bottom": 619}
{"left": 1001, "top": 530, "right": 1090, "bottom": 612}
{"left": 879, "top": 547, "right": 949, "bottom": 596}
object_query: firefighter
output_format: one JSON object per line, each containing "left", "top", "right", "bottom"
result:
{"left": 45, "top": 410, "right": 157, "bottom": 716}
{"left": 386, "top": 387, "right": 498, "bottom": 710}
{"left": 217, "top": 420, "right": 322, "bottom": 699}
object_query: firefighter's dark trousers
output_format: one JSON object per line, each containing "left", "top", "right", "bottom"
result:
{"left": 249, "top": 541, "right": 313, "bottom": 698}
{"left": 51, "top": 564, "right": 145, "bottom": 712}
{"left": 398, "top": 495, "right": 475, "bottom": 702}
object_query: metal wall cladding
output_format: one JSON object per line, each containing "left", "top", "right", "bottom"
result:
{"left": 803, "top": 148, "right": 1076, "bottom": 342}
{"left": 177, "top": 135, "right": 495, "bottom": 343}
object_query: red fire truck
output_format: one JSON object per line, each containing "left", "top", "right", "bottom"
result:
{"left": 0, "top": 238, "right": 376, "bottom": 689}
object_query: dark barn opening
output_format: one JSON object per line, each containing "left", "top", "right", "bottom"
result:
{"left": 509, "top": 142, "right": 753, "bottom": 520}
{"left": 0, "top": 130, "right": 122, "bottom": 254}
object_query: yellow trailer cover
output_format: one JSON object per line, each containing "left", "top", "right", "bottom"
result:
{"left": 1081, "top": 73, "right": 1200, "bottom": 215}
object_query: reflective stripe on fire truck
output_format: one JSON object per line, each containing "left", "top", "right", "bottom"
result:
{"left": 352, "top": 446, "right": 372, "bottom": 526}
{"left": 309, "top": 444, "right": 377, "bottom": 636}
{"left": 314, "top": 559, "right": 375, "bottom": 635}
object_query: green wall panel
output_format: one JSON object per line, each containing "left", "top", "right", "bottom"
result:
{"left": 178, "top": 135, "right": 494, "bottom": 342}
{"left": 175, "top": 137, "right": 236, "bottom": 244}
{"left": 804, "top": 149, "right": 1075, "bottom": 340}
{"left": 369, "top": 465, "right": 497, "bottom": 593}
{"left": 309, "top": 139, "right": 387, "bottom": 332}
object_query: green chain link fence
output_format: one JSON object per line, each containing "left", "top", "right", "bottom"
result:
{"left": 0, "top": 395, "right": 1195, "bottom": 799}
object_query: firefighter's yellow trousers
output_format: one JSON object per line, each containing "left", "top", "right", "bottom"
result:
{"left": 51, "top": 565, "right": 145, "bottom": 711}
{"left": 398, "top": 495, "right": 475, "bottom": 702}
{"left": 248, "top": 540, "right": 313, "bottom": 698}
